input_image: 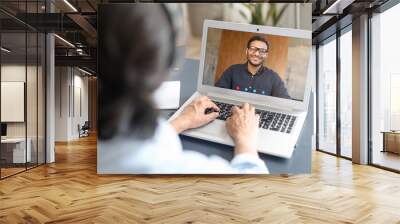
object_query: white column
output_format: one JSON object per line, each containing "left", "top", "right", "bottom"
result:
{"left": 46, "top": 33, "right": 55, "bottom": 163}
{"left": 352, "top": 14, "right": 369, "bottom": 164}
{"left": 46, "top": 1, "right": 55, "bottom": 163}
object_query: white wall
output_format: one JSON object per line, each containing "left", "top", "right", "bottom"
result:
{"left": 1, "top": 65, "right": 39, "bottom": 137}
{"left": 55, "top": 66, "right": 69, "bottom": 141}
{"left": 1, "top": 66, "right": 26, "bottom": 138}
{"left": 1, "top": 63, "right": 46, "bottom": 164}
{"left": 71, "top": 72, "right": 89, "bottom": 138}
{"left": 55, "top": 67, "right": 89, "bottom": 141}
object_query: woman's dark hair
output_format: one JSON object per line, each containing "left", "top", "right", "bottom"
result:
{"left": 98, "top": 4, "right": 177, "bottom": 140}
{"left": 247, "top": 35, "right": 270, "bottom": 51}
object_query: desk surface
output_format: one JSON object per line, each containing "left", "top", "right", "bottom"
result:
{"left": 381, "top": 131, "right": 400, "bottom": 134}
{"left": 162, "top": 59, "right": 313, "bottom": 174}
{"left": 1, "top": 138, "right": 27, "bottom": 143}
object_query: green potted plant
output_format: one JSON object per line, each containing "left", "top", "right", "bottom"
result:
{"left": 239, "top": 3, "right": 289, "bottom": 26}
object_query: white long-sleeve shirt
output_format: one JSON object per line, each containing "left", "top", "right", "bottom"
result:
{"left": 98, "top": 119, "right": 269, "bottom": 174}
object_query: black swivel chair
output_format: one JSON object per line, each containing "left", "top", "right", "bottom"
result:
{"left": 78, "top": 121, "right": 90, "bottom": 138}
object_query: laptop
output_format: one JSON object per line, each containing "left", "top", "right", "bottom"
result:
{"left": 169, "top": 20, "right": 312, "bottom": 158}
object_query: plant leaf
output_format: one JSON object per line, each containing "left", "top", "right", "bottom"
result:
{"left": 239, "top": 10, "right": 249, "bottom": 21}
{"left": 255, "top": 4, "right": 263, "bottom": 25}
{"left": 275, "top": 4, "right": 289, "bottom": 25}
{"left": 265, "top": 4, "right": 273, "bottom": 25}
{"left": 242, "top": 3, "right": 252, "bottom": 11}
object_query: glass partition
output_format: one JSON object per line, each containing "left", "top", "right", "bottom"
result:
{"left": 317, "top": 37, "right": 337, "bottom": 155}
{"left": 1, "top": 30, "right": 28, "bottom": 177}
{"left": 27, "top": 30, "right": 38, "bottom": 169}
{"left": 0, "top": 1, "right": 46, "bottom": 179}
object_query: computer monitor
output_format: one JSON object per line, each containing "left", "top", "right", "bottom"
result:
{"left": 198, "top": 20, "right": 312, "bottom": 111}
{"left": 1, "top": 123, "right": 7, "bottom": 137}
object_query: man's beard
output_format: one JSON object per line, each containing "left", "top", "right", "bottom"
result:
{"left": 247, "top": 58, "right": 264, "bottom": 67}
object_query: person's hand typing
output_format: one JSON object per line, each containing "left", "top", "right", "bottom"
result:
{"left": 225, "top": 103, "right": 260, "bottom": 156}
{"left": 170, "top": 96, "right": 219, "bottom": 133}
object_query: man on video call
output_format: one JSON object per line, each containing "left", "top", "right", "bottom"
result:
{"left": 215, "top": 35, "right": 291, "bottom": 99}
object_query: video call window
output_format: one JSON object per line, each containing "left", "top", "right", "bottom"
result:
{"left": 202, "top": 28, "right": 311, "bottom": 102}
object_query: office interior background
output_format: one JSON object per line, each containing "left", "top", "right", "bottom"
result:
{"left": 1, "top": 0, "right": 399, "bottom": 178}
{"left": 0, "top": 0, "right": 400, "bottom": 222}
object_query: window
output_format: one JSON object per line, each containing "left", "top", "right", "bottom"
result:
{"left": 370, "top": 2, "right": 400, "bottom": 171}
{"left": 317, "top": 37, "right": 337, "bottom": 155}
{"left": 339, "top": 28, "right": 352, "bottom": 158}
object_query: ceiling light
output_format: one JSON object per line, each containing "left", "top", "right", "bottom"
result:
{"left": 63, "top": 0, "right": 78, "bottom": 12}
{"left": 1, "top": 47, "right": 11, "bottom": 53}
{"left": 54, "top": 34, "right": 75, "bottom": 48}
{"left": 322, "top": 0, "right": 354, "bottom": 15}
{"left": 78, "top": 67, "right": 92, "bottom": 76}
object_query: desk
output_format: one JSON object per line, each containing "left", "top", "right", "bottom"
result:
{"left": 161, "top": 59, "right": 313, "bottom": 174}
{"left": 1, "top": 138, "right": 31, "bottom": 164}
{"left": 381, "top": 131, "right": 400, "bottom": 154}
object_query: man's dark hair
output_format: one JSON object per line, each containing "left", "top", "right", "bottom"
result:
{"left": 98, "top": 4, "right": 176, "bottom": 141}
{"left": 247, "top": 35, "right": 269, "bottom": 51}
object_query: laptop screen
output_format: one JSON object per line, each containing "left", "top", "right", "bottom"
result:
{"left": 201, "top": 27, "right": 311, "bottom": 102}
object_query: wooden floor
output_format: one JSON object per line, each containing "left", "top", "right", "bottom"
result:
{"left": 373, "top": 150, "right": 400, "bottom": 171}
{"left": 1, "top": 163, "right": 45, "bottom": 178}
{"left": 1, "top": 167, "right": 26, "bottom": 178}
{"left": 0, "top": 135, "right": 400, "bottom": 223}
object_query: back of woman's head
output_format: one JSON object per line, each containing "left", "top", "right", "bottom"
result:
{"left": 98, "top": 4, "right": 178, "bottom": 141}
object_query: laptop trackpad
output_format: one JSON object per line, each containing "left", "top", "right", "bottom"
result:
{"left": 183, "top": 119, "right": 233, "bottom": 145}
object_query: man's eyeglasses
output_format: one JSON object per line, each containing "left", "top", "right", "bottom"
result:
{"left": 248, "top": 46, "right": 268, "bottom": 55}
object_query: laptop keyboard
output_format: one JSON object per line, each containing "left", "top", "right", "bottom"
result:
{"left": 212, "top": 101, "right": 297, "bottom": 134}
